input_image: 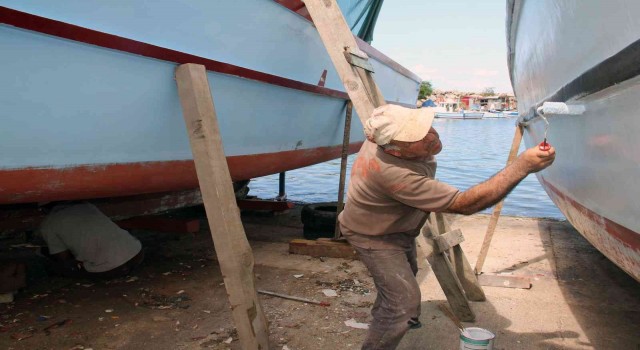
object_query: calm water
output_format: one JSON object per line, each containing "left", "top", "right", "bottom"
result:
{"left": 249, "top": 117, "right": 564, "bottom": 219}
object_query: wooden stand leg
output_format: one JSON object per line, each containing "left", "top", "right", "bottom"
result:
{"left": 175, "top": 64, "right": 269, "bottom": 350}
{"left": 430, "top": 214, "right": 486, "bottom": 302}
{"left": 421, "top": 221, "right": 475, "bottom": 322}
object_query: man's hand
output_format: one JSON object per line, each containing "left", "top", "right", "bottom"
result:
{"left": 514, "top": 145, "right": 556, "bottom": 174}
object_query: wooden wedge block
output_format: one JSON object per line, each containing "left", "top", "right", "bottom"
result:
{"left": 289, "top": 238, "right": 358, "bottom": 259}
{"left": 478, "top": 274, "right": 532, "bottom": 289}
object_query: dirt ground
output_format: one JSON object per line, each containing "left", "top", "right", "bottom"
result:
{"left": 0, "top": 206, "right": 638, "bottom": 350}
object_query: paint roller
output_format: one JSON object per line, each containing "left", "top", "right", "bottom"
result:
{"left": 535, "top": 102, "right": 586, "bottom": 150}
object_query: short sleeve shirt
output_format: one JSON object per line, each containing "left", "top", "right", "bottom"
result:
{"left": 338, "top": 141, "right": 459, "bottom": 247}
{"left": 39, "top": 203, "right": 142, "bottom": 273}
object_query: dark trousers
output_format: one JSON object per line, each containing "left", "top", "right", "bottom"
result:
{"left": 350, "top": 238, "right": 421, "bottom": 350}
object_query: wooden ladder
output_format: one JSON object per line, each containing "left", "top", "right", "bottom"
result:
{"left": 303, "top": 0, "right": 485, "bottom": 322}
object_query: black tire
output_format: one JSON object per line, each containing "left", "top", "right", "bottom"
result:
{"left": 301, "top": 202, "right": 338, "bottom": 239}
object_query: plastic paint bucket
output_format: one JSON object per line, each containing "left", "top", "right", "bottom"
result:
{"left": 459, "top": 327, "right": 495, "bottom": 350}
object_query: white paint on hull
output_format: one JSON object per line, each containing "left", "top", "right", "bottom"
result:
{"left": 508, "top": 0, "right": 640, "bottom": 279}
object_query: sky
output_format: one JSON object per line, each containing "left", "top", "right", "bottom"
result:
{"left": 371, "top": 0, "right": 513, "bottom": 93}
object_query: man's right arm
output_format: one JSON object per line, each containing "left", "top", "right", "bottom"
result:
{"left": 445, "top": 145, "right": 556, "bottom": 215}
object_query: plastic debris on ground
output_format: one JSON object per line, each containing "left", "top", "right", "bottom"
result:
{"left": 344, "top": 318, "right": 369, "bottom": 330}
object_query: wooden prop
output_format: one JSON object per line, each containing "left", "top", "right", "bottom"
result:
{"left": 303, "top": 0, "right": 385, "bottom": 125}
{"left": 334, "top": 101, "right": 353, "bottom": 239}
{"left": 474, "top": 124, "right": 532, "bottom": 289}
{"left": 175, "top": 64, "right": 269, "bottom": 350}
{"left": 422, "top": 213, "right": 485, "bottom": 322}
{"left": 289, "top": 238, "right": 358, "bottom": 259}
{"left": 475, "top": 124, "right": 524, "bottom": 274}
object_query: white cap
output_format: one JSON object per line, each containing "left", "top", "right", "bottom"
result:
{"left": 364, "top": 105, "right": 435, "bottom": 145}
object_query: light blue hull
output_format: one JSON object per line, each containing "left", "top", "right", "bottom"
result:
{"left": 0, "top": 1, "right": 420, "bottom": 203}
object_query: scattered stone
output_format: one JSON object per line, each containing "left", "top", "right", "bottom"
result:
{"left": 126, "top": 277, "right": 139, "bottom": 283}
{"left": 293, "top": 274, "right": 304, "bottom": 279}
{"left": 223, "top": 337, "right": 233, "bottom": 344}
{"left": 105, "top": 309, "right": 113, "bottom": 313}
{"left": 37, "top": 315, "right": 51, "bottom": 322}
{"left": 322, "top": 289, "right": 338, "bottom": 297}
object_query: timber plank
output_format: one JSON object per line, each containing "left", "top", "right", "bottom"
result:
{"left": 289, "top": 238, "right": 358, "bottom": 259}
{"left": 478, "top": 274, "right": 532, "bottom": 289}
{"left": 303, "top": 0, "right": 385, "bottom": 124}
{"left": 421, "top": 223, "right": 475, "bottom": 322}
{"left": 434, "top": 229, "right": 465, "bottom": 253}
{"left": 175, "top": 64, "right": 269, "bottom": 350}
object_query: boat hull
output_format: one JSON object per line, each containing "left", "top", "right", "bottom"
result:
{"left": 508, "top": 0, "right": 640, "bottom": 281}
{"left": 0, "top": 1, "right": 420, "bottom": 204}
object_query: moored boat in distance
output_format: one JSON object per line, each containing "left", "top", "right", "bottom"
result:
{"left": 482, "top": 111, "right": 507, "bottom": 118}
{"left": 507, "top": 0, "right": 640, "bottom": 281}
{"left": 0, "top": 0, "right": 420, "bottom": 205}
{"left": 435, "top": 112, "right": 484, "bottom": 119}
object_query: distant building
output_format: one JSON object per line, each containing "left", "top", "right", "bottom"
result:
{"left": 427, "top": 90, "right": 517, "bottom": 111}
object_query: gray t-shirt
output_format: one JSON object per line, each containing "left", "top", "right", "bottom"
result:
{"left": 339, "top": 141, "right": 459, "bottom": 247}
{"left": 39, "top": 203, "right": 141, "bottom": 273}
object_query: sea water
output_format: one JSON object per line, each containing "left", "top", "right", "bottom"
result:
{"left": 249, "top": 118, "right": 564, "bottom": 219}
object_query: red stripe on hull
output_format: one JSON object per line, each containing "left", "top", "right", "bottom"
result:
{"left": 542, "top": 179, "right": 639, "bottom": 250}
{"left": 0, "top": 143, "right": 362, "bottom": 205}
{"left": 541, "top": 178, "right": 639, "bottom": 281}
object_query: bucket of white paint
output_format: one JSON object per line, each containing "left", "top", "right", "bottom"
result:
{"left": 459, "top": 327, "right": 495, "bottom": 350}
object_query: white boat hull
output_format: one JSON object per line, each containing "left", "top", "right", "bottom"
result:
{"left": 508, "top": 0, "right": 640, "bottom": 281}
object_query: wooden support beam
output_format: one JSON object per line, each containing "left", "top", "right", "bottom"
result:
{"left": 334, "top": 101, "right": 352, "bottom": 239}
{"left": 303, "top": 0, "right": 385, "bottom": 125}
{"left": 237, "top": 199, "right": 294, "bottom": 212}
{"left": 289, "top": 238, "right": 358, "bottom": 259}
{"left": 451, "top": 245, "right": 486, "bottom": 301}
{"left": 478, "top": 274, "right": 532, "bottom": 289}
{"left": 434, "top": 229, "right": 464, "bottom": 253}
{"left": 116, "top": 217, "right": 200, "bottom": 233}
{"left": 428, "top": 214, "right": 486, "bottom": 303}
{"left": 420, "top": 221, "right": 475, "bottom": 322}
{"left": 175, "top": 63, "right": 269, "bottom": 350}
{"left": 0, "top": 190, "right": 203, "bottom": 234}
